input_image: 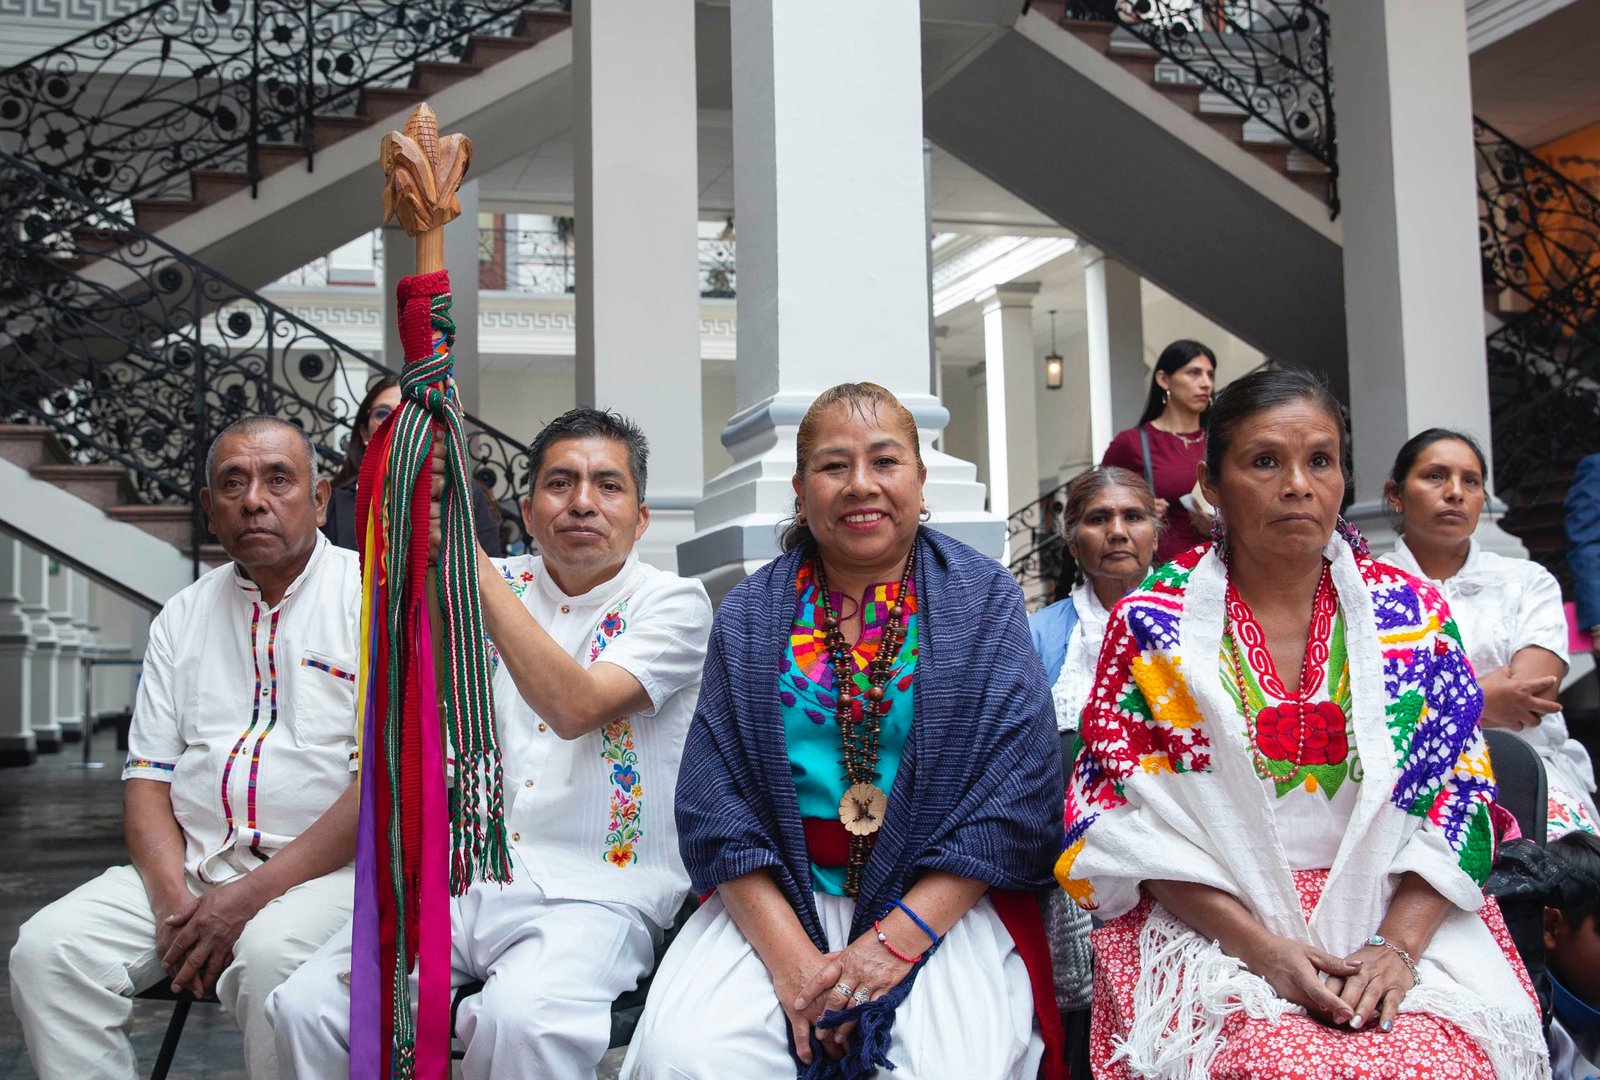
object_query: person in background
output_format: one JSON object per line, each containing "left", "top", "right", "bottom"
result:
{"left": 1383, "top": 428, "right": 1598, "bottom": 837}
{"left": 624, "top": 382, "right": 1065, "bottom": 1080}
{"left": 1060, "top": 368, "right": 1544, "bottom": 1078}
{"left": 1568, "top": 452, "right": 1600, "bottom": 666}
{"left": 1544, "top": 831, "right": 1600, "bottom": 1079}
{"left": 1100, "top": 339, "right": 1215, "bottom": 564}
{"left": 11, "top": 417, "right": 360, "bottom": 1080}
{"left": 323, "top": 375, "right": 503, "bottom": 555}
{"left": 1030, "top": 466, "right": 1162, "bottom": 732}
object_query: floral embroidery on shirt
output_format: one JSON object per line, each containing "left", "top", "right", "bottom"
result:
{"left": 591, "top": 593, "right": 640, "bottom": 865}
{"left": 487, "top": 564, "right": 539, "bottom": 669}
{"left": 602, "top": 718, "right": 642, "bottom": 866}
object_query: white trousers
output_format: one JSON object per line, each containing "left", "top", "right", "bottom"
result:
{"left": 9, "top": 861, "right": 354, "bottom": 1080}
{"left": 268, "top": 871, "right": 657, "bottom": 1080}
{"left": 621, "top": 892, "right": 1044, "bottom": 1080}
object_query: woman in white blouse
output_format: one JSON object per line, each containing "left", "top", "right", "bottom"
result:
{"left": 1030, "top": 467, "right": 1161, "bottom": 733}
{"left": 1382, "top": 428, "right": 1598, "bottom": 836}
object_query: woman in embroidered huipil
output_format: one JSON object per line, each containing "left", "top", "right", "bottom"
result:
{"left": 624, "top": 383, "right": 1066, "bottom": 1080}
{"left": 1381, "top": 427, "right": 1599, "bottom": 838}
{"left": 1058, "top": 368, "right": 1547, "bottom": 1079}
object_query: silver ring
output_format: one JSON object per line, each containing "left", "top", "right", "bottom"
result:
{"left": 850, "top": 988, "right": 870, "bottom": 1004}
{"left": 833, "top": 981, "right": 853, "bottom": 998}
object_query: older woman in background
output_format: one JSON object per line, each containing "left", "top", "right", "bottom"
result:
{"left": 623, "top": 382, "right": 1065, "bottom": 1080}
{"left": 1031, "top": 466, "right": 1161, "bottom": 732}
{"left": 1059, "top": 368, "right": 1544, "bottom": 1078}
{"left": 1382, "top": 427, "right": 1597, "bottom": 837}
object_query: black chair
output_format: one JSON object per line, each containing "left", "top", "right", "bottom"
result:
{"left": 133, "top": 983, "right": 206, "bottom": 1080}
{"left": 1484, "top": 728, "right": 1550, "bottom": 1014}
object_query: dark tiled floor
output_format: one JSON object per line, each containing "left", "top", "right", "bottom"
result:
{"left": 0, "top": 735, "right": 628, "bottom": 1080}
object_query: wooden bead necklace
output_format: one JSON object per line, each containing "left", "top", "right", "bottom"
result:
{"left": 813, "top": 549, "right": 915, "bottom": 897}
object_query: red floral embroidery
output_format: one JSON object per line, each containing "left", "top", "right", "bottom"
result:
{"left": 1254, "top": 700, "right": 1349, "bottom": 766}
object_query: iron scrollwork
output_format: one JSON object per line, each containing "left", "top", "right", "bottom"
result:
{"left": 0, "top": 148, "right": 532, "bottom": 554}
{"left": 1006, "top": 476, "right": 1075, "bottom": 610}
{"left": 0, "top": 0, "right": 570, "bottom": 204}
{"left": 1061, "top": 0, "right": 1336, "bottom": 212}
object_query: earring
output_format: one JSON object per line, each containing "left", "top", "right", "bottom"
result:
{"left": 1209, "top": 513, "right": 1226, "bottom": 551}
{"left": 1335, "top": 515, "right": 1371, "bottom": 559}
{"left": 1163, "top": 389, "right": 1170, "bottom": 407}
{"left": 796, "top": 513, "right": 807, "bottom": 526}
{"left": 919, "top": 507, "right": 931, "bottom": 522}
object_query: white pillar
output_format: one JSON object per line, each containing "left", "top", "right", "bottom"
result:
{"left": 679, "top": 0, "right": 996, "bottom": 600}
{"left": 444, "top": 180, "right": 481, "bottom": 414}
{"left": 0, "top": 538, "right": 36, "bottom": 766}
{"left": 977, "top": 281, "right": 1041, "bottom": 525}
{"left": 1084, "top": 253, "right": 1147, "bottom": 462}
{"left": 382, "top": 224, "right": 417, "bottom": 370}
{"left": 20, "top": 551, "right": 60, "bottom": 752}
{"left": 50, "top": 564, "right": 83, "bottom": 740}
{"left": 1329, "top": 0, "right": 1518, "bottom": 554}
{"left": 89, "top": 582, "right": 142, "bottom": 721}
{"left": 572, "top": 0, "right": 703, "bottom": 573}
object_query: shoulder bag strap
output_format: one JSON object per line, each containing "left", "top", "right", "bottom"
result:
{"left": 1137, "top": 425, "right": 1155, "bottom": 491}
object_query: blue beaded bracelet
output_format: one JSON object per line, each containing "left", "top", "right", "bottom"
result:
{"left": 889, "top": 899, "right": 940, "bottom": 947}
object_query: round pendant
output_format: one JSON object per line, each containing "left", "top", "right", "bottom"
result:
{"left": 839, "top": 783, "right": 888, "bottom": 836}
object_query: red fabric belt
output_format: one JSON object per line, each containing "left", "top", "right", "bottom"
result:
{"left": 801, "top": 817, "right": 1070, "bottom": 1080}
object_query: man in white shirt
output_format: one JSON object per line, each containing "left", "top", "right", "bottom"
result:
{"left": 10, "top": 416, "right": 362, "bottom": 1079}
{"left": 270, "top": 406, "right": 711, "bottom": 1078}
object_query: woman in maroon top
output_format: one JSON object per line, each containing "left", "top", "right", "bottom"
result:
{"left": 1100, "top": 340, "right": 1215, "bottom": 564}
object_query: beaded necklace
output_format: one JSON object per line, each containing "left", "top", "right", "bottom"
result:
{"left": 813, "top": 549, "right": 915, "bottom": 897}
{"left": 1223, "top": 561, "right": 1336, "bottom": 780}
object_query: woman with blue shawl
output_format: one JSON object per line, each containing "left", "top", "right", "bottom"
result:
{"left": 622, "top": 383, "right": 1067, "bottom": 1080}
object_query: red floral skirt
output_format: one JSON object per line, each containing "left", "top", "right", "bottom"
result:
{"left": 1089, "top": 870, "right": 1536, "bottom": 1079}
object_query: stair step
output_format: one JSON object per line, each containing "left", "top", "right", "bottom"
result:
{"left": 129, "top": 197, "right": 202, "bottom": 235}
{"left": 106, "top": 504, "right": 201, "bottom": 549}
{"left": 409, "top": 60, "right": 483, "bottom": 95}
{"left": 253, "top": 144, "right": 309, "bottom": 179}
{"left": 1151, "top": 81, "right": 1204, "bottom": 115}
{"left": 0, "top": 425, "right": 70, "bottom": 469}
{"left": 1058, "top": 18, "right": 1115, "bottom": 53}
{"left": 1244, "top": 142, "right": 1291, "bottom": 173}
{"left": 311, "top": 113, "right": 373, "bottom": 152}
{"left": 513, "top": 9, "right": 572, "bottom": 42}
{"left": 358, "top": 85, "right": 428, "bottom": 122}
{"left": 28, "top": 463, "right": 137, "bottom": 507}
{"left": 189, "top": 169, "right": 253, "bottom": 207}
{"left": 194, "top": 542, "right": 230, "bottom": 565}
{"left": 461, "top": 33, "right": 537, "bottom": 68}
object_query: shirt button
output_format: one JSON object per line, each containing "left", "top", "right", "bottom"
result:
{"left": 560, "top": 604, "right": 571, "bottom": 615}
{"left": 538, "top": 722, "right": 548, "bottom": 733}
{"left": 523, "top": 779, "right": 534, "bottom": 788}
{"left": 512, "top": 832, "right": 521, "bottom": 842}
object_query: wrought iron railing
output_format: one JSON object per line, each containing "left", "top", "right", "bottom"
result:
{"left": 1474, "top": 118, "right": 1600, "bottom": 528}
{"left": 1060, "top": 0, "right": 1336, "bottom": 212}
{"left": 1006, "top": 474, "right": 1077, "bottom": 609}
{"left": 0, "top": 0, "right": 570, "bottom": 204}
{"left": 0, "top": 148, "right": 531, "bottom": 570}
{"left": 475, "top": 226, "right": 739, "bottom": 298}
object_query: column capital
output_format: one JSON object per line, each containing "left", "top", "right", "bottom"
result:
{"left": 976, "top": 280, "right": 1041, "bottom": 314}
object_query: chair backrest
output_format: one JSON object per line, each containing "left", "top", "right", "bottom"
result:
{"left": 1484, "top": 729, "right": 1549, "bottom": 847}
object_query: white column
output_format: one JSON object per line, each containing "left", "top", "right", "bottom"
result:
{"left": 0, "top": 538, "right": 36, "bottom": 766}
{"left": 573, "top": 0, "right": 703, "bottom": 573}
{"left": 50, "top": 564, "right": 84, "bottom": 740}
{"left": 1329, "top": 0, "right": 1518, "bottom": 554}
{"left": 976, "top": 282, "right": 1041, "bottom": 525}
{"left": 20, "top": 551, "right": 60, "bottom": 752}
{"left": 1084, "top": 252, "right": 1147, "bottom": 462}
{"left": 381, "top": 224, "right": 417, "bottom": 370}
{"left": 679, "top": 0, "right": 996, "bottom": 600}
{"left": 444, "top": 180, "right": 481, "bottom": 414}
{"left": 89, "top": 581, "right": 142, "bottom": 721}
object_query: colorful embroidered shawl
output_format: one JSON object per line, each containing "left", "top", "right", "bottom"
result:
{"left": 1057, "top": 535, "right": 1546, "bottom": 1079}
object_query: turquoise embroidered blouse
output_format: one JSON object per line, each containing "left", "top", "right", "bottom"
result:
{"left": 781, "top": 559, "right": 919, "bottom": 896}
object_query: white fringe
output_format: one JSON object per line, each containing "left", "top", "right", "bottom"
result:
{"left": 1113, "top": 910, "right": 1553, "bottom": 1080}
{"left": 1405, "top": 983, "right": 1551, "bottom": 1080}
{"left": 1112, "top": 908, "right": 1292, "bottom": 1079}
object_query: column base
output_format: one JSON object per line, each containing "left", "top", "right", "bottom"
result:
{"left": 34, "top": 726, "right": 62, "bottom": 754}
{"left": 1345, "top": 498, "right": 1528, "bottom": 560}
{"left": 633, "top": 505, "right": 697, "bottom": 576}
{"left": 0, "top": 734, "right": 38, "bottom": 767}
{"left": 679, "top": 393, "right": 1003, "bottom": 603}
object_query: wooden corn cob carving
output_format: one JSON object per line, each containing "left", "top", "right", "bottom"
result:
{"left": 380, "top": 102, "right": 473, "bottom": 239}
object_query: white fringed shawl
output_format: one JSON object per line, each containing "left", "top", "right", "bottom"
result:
{"left": 1057, "top": 535, "right": 1547, "bottom": 1079}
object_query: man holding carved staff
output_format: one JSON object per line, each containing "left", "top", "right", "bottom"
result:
{"left": 270, "top": 404, "right": 711, "bottom": 1077}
